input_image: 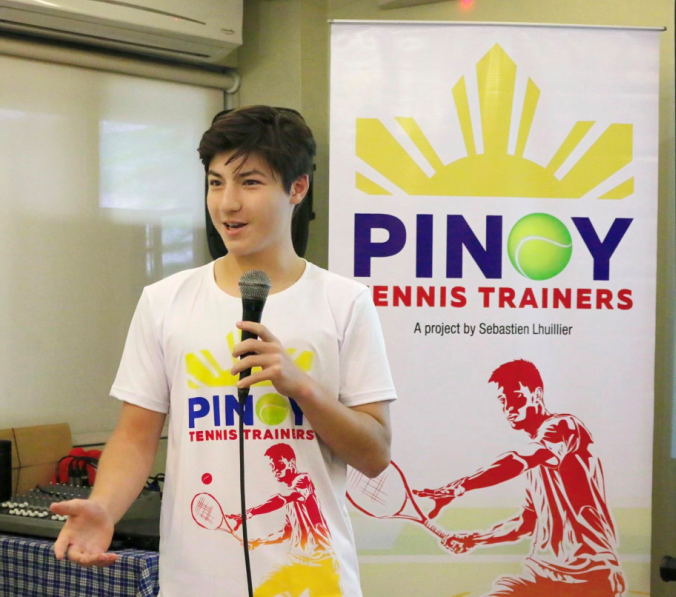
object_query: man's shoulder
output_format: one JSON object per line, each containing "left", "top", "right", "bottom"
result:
{"left": 536, "top": 414, "right": 587, "bottom": 443}
{"left": 290, "top": 472, "right": 314, "bottom": 491}
{"left": 305, "top": 262, "right": 369, "bottom": 300}
{"left": 142, "top": 263, "right": 212, "bottom": 307}
{"left": 303, "top": 264, "right": 376, "bottom": 335}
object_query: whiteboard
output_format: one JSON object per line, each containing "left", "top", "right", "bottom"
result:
{"left": 0, "top": 54, "right": 223, "bottom": 444}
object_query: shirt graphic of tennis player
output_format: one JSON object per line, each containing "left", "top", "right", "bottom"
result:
{"left": 227, "top": 443, "right": 343, "bottom": 597}
{"left": 415, "top": 359, "right": 626, "bottom": 597}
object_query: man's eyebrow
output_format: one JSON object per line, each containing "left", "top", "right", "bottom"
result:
{"left": 207, "top": 170, "right": 223, "bottom": 179}
{"left": 237, "top": 168, "right": 269, "bottom": 178}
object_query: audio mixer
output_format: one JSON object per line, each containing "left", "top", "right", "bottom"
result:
{"left": 0, "top": 483, "right": 161, "bottom": 547}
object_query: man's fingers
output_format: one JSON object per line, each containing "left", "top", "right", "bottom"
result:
{"left": 53, "top": 534, "right": 71, "bottom": 560}
{"left": 441, "top": 538, "right": 457, "bottom": 553}
{"left": 67, "top": 546, "right": 118, "bottom": 568}
{"left": 80, "top": 552, "right": 118, "bottom": 567}
{"left": 413, "top": 489, "right": 433, "bottom": 497}
{"left": 50, "top": 499, "right": 84, "bottom": 517}
{"left": 237, "top": 321, "right": 277, "bottom": 343}
{"left": 236, "top": 369, "right": 273, "bottom": 389}
{"left": 428, "top": 496, "right": 454, "bottom": 520}
{"left": 230, "top": 354, "right": 272, "bottom": 376}
{"left": 232, "top": 338, "right": 278, "bottom": 359}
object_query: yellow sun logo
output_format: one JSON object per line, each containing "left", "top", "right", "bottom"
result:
{"left": 185, "top": 332, "right": 314, "bottom": 389}
{"left": 356, "top": 44, "right": 633, "bottom": 200}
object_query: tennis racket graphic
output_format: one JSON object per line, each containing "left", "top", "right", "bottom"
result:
{"left": 347, "top": 461, "right": 452, "bottom": 542}
{"left": 191, "top": 492, "right": 241, "bottom": 543}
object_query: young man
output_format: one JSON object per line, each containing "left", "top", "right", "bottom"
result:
{"left": 51, "top": 106, "right": 396, "bottom": 597}
{"left": 414, "top": 359, "right": 625, "bottom": 597}
{"left": 227, "top": 443, "right": 341, "bottom": 596}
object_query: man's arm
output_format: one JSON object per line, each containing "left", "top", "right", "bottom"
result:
{"left": 459, "top": 445, "right": 557, "bottom": 493}
{"left": 287, "top": 389, "right": 391, "bottom": 480}
{"left": 232, "top": 321, "right": 391, "bottom": 478}
{"left": 420, "top": 444, "right": 556, "bottom": 496}
{"left": 249, "top": 520, "right": 293, "bottom": 550}
{"left": 89, "top": 402, "right": 166, "bottom": 521}
{"left": 227, "top": 492, "right": 299, "bottom": 530}
{"left": 444, "top": 507, "right": 537, "bottom": 554}
{"left": 414, "top": 444, "right": 556, "bottom": 518}
{"left": 51, "top": 402, "right": 166, "bottom": 566}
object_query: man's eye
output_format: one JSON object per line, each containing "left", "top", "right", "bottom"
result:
{"left": 243, "top": 179, "right": 261, "bottom": 186}
{"left": 208, "top": 179, "right": 222, "bottom": 187}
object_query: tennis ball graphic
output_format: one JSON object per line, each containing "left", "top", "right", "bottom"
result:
{"left": 255, "top": 393, "right": 289, "bottom": 426}
{"left": 507, "top": 213, "right": 573, "bottom": 281}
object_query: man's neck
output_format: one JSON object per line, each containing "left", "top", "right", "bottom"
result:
{"left": 214, "top": 245, "right": 306, "bottom": 297}
{"left": 282, "top": 469, "right": 301, "bottom": 486}
{"left": 524, "top": 409, "right": 552, "bottom": 438}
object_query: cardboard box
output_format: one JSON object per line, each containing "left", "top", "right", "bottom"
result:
{"left": 0, "top": 424, "right": 72, "bottom": 495}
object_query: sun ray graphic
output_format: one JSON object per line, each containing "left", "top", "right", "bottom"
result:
{"left": 186, "top": 331, "right": 314, "bottom": 389}
{"left": 356, "top": 44, "right": 633, "bottom": 199}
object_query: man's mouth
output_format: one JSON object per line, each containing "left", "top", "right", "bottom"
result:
{"left": 225, "top": 222, "right": 246, "bottom": 230}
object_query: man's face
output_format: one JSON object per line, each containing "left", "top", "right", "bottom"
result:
{"left": 206, "top": 151, "right": 306, "bottom": 260}
{"left": 497, "top": 381, "right": 541, "bottom": 430}
{"left": 269, "top": 456, "right": 293, "bottom": 484}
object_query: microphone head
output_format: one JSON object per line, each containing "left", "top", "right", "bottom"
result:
{"left": 238, "top": 270, "right": 272, "bottom": 301}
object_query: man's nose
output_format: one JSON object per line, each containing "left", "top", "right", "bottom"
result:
{"left": 220, "top": 185, "right": 241, "bottom": 212}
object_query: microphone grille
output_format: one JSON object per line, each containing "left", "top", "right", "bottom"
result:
{"left": 238, "top": 270, "right": 272, "bottom": 301}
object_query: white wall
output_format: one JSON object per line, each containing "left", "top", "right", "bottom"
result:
{"left": 0, "top": 54, "right": 223, "bottom": 444}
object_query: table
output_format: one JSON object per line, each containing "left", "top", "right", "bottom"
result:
{"left": 0, "top": 534, "right": 159, "bottom": 597}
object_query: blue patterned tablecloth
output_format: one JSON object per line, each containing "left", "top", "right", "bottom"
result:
{"left": 0, "top": 534, "right": 159, "bottom": 597}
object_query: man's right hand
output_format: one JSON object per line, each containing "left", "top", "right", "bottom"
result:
{"left": 442, "top": 532, "right": 479, "bottom": 554}
{"left": 51, "top": 499, "right": 117, "bottom": 567}
{"left": 413, "top": 479, "right": 466, "bottom": 519}
{"left": 225, "top": 513, "right": 243, "bottom": 532}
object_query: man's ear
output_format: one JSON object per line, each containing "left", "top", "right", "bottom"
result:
{"left": 289, "top": 174, "right": 310, "bottom": 205}
{"left": 534, "top": 387, "right": 544, "bottom": 405}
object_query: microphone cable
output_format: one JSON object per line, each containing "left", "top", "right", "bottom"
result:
{"left": 236, "top": 269, "right": 271, "bottom": 597}
{"left": 238, "top": 388, "right": 254, "bottom": 597}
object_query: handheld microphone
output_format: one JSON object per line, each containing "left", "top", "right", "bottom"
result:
{"left": 237, "top": 270, "right": 271, "bottom": 404}
{"left": 236, "top": 270, "right": 271, "bottom": 597}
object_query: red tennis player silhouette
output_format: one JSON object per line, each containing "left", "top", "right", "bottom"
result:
{"left": 414, "top": 359, "right": 626, "bottom": 597}
{"left": 226, "top": 443, "right": 343, "bottom": 597}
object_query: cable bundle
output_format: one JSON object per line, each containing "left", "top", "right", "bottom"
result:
{"left": 53, "top": 448, "right": 101, "bottom": 487}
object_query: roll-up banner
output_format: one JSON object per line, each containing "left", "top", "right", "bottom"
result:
{"left": 329, "top": 22, "right": 660, "bottom": 596}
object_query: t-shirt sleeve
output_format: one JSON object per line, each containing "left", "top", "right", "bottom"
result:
{"left": 110, "top": 289, "right": 170, "bottom": 414}
{"left": 533, "top": 416, "right": 581, "bottom": 464}
{"left": 339, "top": 289, "right": 397, "bottom": 407}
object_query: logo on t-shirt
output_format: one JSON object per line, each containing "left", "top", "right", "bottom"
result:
{"left": 185, "top": 331, "right": 316, "bottom": 443}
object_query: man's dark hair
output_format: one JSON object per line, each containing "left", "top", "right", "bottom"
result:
{"left": 198, "top": 105, "right": 316, "bottom": 193}
{"left": 264, "top": 443, "right": 297, "bottom": 464}
{"left": 488, "top": 359, "right": 544, "bottom": 394}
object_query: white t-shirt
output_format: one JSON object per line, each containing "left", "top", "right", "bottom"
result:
{"left": 111, "top": 260, "right": 397, "bottom": 597}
